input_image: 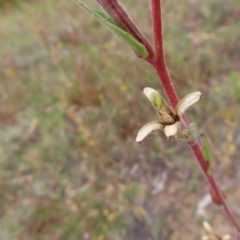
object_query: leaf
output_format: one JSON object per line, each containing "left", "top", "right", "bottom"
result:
{"left": 201, "top": 133, "right": 213, "bottom": 167}
{"left": 74, "top": 0, "right": 148, "bottom": 58}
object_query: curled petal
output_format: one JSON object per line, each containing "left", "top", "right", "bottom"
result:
{"left": 203, "top": 221, "right": 214, "bottom": 234}
{"left": 136, "top": 121, "right": 164, "bottom": 143}
{"left": 202, "top": 221, "right": 231, "bottom": 240}
{"left": 143, "top": 87, "right": 162, "bottom": 110}
{"left": 164, "top": 122, "right": 179, "bottom": 139}
{"left": 143, "top": 87, "right": 174, "bottom": 115}
{"left": 222, "top": 235, "right": 231, "bottom": 240}
{"left": 175, "top": 91, "right": 203, "bottom": 118}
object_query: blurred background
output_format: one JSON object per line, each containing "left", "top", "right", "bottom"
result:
{"left": 0, "top": 0, "right": 240, "bottom": 239}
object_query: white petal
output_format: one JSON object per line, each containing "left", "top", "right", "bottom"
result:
{"left": 164, "top": 122, "right": 179, "bottom": 139}
{"left": 143, "top": 87, "right": 159, "bottom": 99}
{"left": 136, "top": 121, "right": 164, "bottom": 143}
{"left": 222, "top": 235, "right": 231, "bottom": 240}
{"left": 203, "top": 221, "right": 213, "bottom": 233}
{"left": 175, "top": 91, "right": 203, "bottom": 118}
{"left": 143, "top": 87, "right": 174, "bottom": 114}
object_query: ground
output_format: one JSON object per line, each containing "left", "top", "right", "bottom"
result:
{"left": 0, "top": 0, "right": 240, "bottom": 239}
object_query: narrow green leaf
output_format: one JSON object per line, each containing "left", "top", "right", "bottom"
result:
{"left": 74, "top": 0, "right": 148, "bottom": 59}
{"left": 201, "top": 133, "right": 213, "bottom": 166}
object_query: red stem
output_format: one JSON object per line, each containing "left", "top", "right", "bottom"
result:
{"left": 150, "top": 0, "right": 240, "bottom": 237}
{"left": 191, "top": 142, "right": 240, "bottom": 234}
{"left": 96, "top": 0, "right": 155, "bottom": 61}
{"left": 151, "top": 0, "right": 163, "bottom": 62}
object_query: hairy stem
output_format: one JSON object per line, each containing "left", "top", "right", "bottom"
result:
{"left": 150, "top": 0, "right": 240, "bottom": 237}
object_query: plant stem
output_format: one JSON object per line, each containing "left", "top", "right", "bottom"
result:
{"left": 191, "top": 141, "right": 240, "bottom": 235}
{"left": 96, "top": 0, "right": 155, "bottom": 61}
{"left": 150, "top": 0, "right": 179, "bottom": 108}
{"left": 150, "top": 0, "right": 240, "bottom": 237}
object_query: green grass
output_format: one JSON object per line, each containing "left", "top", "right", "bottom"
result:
{"left": 0, "top": 0, "right": 240, "bottom": 239}
{"left": 230, "top": 71, "right": 239, "bottom": 101}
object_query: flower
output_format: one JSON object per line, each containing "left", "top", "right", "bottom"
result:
{"left": 136, "top": 87, "right": 202, "bottom": 142}
{"left": 201, "top": 221, "right": 231, "bottom": 240}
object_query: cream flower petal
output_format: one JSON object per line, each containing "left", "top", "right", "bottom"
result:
{"left": 164, "top": 122, "right": 179, "bottom": 139}
{"left": 222, "top": 235, "right": 231, "bottom": 240}
{"left": 203, "top": 221, "right": 214, "bottom": 233}
{"left": 143, "top": 87, "right": 174, "bottom": 115}
{"left": 175, "top": 91, "right": 203, "bottom": 118}
{"left": 202, "top": 221, "right": 231, "bottom": 240}
{"left": 136, "top": 121, "right": 164, "bottom": 143}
